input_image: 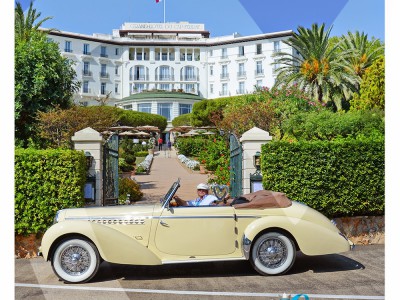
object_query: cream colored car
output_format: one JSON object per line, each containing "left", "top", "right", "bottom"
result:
{"left": 40, "top": 179, "right": 353, "bottom": 283}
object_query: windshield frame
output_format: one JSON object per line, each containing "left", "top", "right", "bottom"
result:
{"left": 161, "top": 179, "right": 180, "bottom": 209}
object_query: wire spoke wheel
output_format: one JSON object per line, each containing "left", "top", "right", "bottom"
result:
{"left": 251, "top": 232, "right": 296, "bottom": 275}
{"left": 52, "top": 238, "right": 100, "bottom": 283}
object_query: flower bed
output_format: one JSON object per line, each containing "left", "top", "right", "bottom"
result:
{"left": 177, "top": 154, "right": 200, "bottom": 170}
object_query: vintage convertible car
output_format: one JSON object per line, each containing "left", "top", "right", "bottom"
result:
{"left": 39, "top": 179, "right": 353, "bottom": 283}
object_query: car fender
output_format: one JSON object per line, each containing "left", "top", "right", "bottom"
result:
{"left": 243, "top": 216, "right": 351, "bottom": 256}
{"left": 41, "top": 220, "right": 162, "bottom": 265}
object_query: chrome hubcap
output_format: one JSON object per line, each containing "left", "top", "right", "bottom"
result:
{"left": 257, "top": 238, "right": 287, "bottom": 268}
{"left": 60, "top": 245, "right": 91, "bottom": 276}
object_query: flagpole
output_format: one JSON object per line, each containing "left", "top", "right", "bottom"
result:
{"left": 163, "top": 0, "right": 166, "bottom": 23}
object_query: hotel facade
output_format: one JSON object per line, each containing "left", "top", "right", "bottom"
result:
{"left": 47, "top": 22, "right": 293, "bottom": 131}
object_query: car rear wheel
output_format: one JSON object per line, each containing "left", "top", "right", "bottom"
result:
{"left": 51, "top": 238, "right": 100, "bottom": 283}
{"left": 250, "top": 232, "right": 296, "bottom": 275}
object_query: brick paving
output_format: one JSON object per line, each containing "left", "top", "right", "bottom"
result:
{"left": 134, "top": 147, "right": 209, "bottom": 204}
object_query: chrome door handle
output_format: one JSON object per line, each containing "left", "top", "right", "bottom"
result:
{"left": 160, "top": 220, "right": 169, "bottom": 227}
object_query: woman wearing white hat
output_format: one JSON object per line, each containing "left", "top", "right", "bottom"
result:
{"left": 173, "top": 183, "right": 218, "bottom": 206}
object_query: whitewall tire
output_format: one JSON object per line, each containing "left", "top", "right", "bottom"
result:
{"left": 51, "top": 238, "right": 100, "bottom": 283}
{"left": 250, "top": 232, "right": 296, "bottom": 275}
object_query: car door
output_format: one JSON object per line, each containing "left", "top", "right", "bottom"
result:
{"left": 154, "top": 205, "right": 236, "bottom": 256}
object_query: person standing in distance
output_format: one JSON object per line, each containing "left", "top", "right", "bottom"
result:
{"left": 158, "top": 137, "right": 163, "bottom": 151}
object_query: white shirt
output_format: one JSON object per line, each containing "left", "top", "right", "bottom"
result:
{"left": 187, "top": 194, "right": 218, "bottom": 206}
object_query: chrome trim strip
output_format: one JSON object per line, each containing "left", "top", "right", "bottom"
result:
{"left": 65, "top": 215, "right": 153, "bottom": 225}
{"left": 236, "top": 216, "right": 261, "bottom": 219}
{"left": 154, "top": 215, "right": 234, "bottom": 220}
{"left": 162, "top": 257, "right": 246, "bottom": 264}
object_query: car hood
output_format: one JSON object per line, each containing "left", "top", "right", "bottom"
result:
{"left": 57, "top": 204, "right": 158, "bottom": 223}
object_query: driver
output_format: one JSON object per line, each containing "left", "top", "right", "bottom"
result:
{"left": 173, "top": 183, "right": 218, "bottom": 206}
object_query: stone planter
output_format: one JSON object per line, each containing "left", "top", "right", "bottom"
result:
{"left": 148, "top": 149, "right": 154, "bottom": 155}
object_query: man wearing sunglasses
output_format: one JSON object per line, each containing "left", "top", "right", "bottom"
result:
{"left": 173, "top": 183, "right": 218, "bottom": 206}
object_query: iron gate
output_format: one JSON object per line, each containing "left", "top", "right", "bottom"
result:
{"left": 229, "top": 134, "right": 242, "bottom": 197}
{"left": 103, "top": 133, "right": 119, "bottom": 206}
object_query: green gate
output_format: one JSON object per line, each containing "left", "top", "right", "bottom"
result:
{"left": 103, "top": 133, "right": 119, "bottom": 205}
{"left": 229, "top": 134, "right": 242, "bottom": 197}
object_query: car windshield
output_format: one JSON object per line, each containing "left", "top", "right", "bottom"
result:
{"left": 160, "top": 179, "right": 180, "bottom": 207}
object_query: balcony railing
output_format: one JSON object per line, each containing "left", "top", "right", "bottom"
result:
{"left": 82, "top": 70, "right": 92, "bottom": 77}
{"left": 237, "top": 71, "right": 246, "bottom": 78}
{"left": 155, "top": 75, "right": 175, "bottom": 81}
{"left": 220, "top": 73, "right": 229, "bottom": 80}
{"left": 255, "top": 69, "right": 264, "bottom": 76}
{"left": 82, "top": 88, "right": 91, "bottom": 94}
{"left": 130, "top": 75, "right": 149, "bottom": 81}
{"left": 83, "top": 51, "right": 91, "bottom": 55}
{"left": 100, "top": 72, "right": 109, "bottom": 79}
{"left": 100, "top": 53, "right": 108, "bottom": 58}
{"left": 64, "top": 48, "right": 73, "bottom": 53}
{"left": 100, "top": 89, "right": 109, "bottom": 95}
{"left": 181, "top": 75, "right": 199, "bottom": 81}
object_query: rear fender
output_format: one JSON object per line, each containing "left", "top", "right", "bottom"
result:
{"left": 243, "top": 216, "right": 351, "bottom": 256}
{"left": 41, "top": 221, "right": 162, "bottom": 265}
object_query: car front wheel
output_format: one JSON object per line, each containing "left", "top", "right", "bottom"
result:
{"left": 51, "top": 238, "right": 100, "bottom": 283}
{"left": 250, "top": 232, "right": 296, "bottom": 275}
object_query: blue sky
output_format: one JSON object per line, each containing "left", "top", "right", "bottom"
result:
{"left": 18, "top": 0, "right": 385, "bottom": 41}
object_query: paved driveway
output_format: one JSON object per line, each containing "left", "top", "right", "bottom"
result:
{"left": 15, "top": 245, "right": 384, "bottom": 300}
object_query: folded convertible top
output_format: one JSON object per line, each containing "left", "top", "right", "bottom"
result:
{"left": 232, "top": 190, "right": 292, "bottom": 209}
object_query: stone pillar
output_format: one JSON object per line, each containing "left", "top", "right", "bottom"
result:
{"left": 240, "top": 127, "right": 272, "bottom": 195}
{"left": 72, "top": 127, "right": 104, "bottom": 206}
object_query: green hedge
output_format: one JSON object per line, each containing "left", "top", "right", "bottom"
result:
{"left": 261, "top": 139, "right": 384, "bottom": 218}
{"left": 15, "top": 148, "right": 86, "bottom": 235}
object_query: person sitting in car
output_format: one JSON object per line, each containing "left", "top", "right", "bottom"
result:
{"left": 173, "top": 183, "right": 218, "bottom": 206}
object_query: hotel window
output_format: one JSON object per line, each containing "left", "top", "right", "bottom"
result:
{"left": 100, "top": 82, "right": 107, "bottom": 95}
{"left": 209, "top": 65, "right": 213, "bottom": 76}
{"left": 137, "top": 48, "right": 143, "bottom": 60}
{"left": 256, "top": 44, "right": 262, "bottom": 55}
{"left": 209, "top": 49, "right": 213, "bottom": 57}
{"left": 159, "top": 84, "right": 170, "bottom": 91}
{"left": 83, "top": 43, "right": 90, "bottom": 55}
{"left": 221, "top": 48, "right": 227, "bottom": 59}
{"left": 159, "top": 66, "right": 171, "bottom": 80}
{"left": 169, "top": 48, "right": 175, "bottom": 61}
{"left": 221, "top": 83, "right": 228, "bottom": 96}
{"left": 100, "top": 64, "right": 107, "bottom": 77}
{"left": 123, "top": 104, "right": 133, "bottom": 110}
{"left": 158, "top": 103, "right": 172, "bottom": 121}
{"left": 184, "top": 66, "right": 195, "bottom": 80}
{"left": 138, "top": 103, "right": 151, "bottom": 113}
{"left": 238, "top": 82, "right": 245, "bottom": 94}
{"left": 134, "top": 66, "right": 146, "bottom": 80}
{"left": 83, "top": 62, "right": 90, "bottom": 76}
{"left": 256, "top": 80, "right": 263, "bottom": 87}
{"left": 238, "top": 45, "right": 245, "bottom": 57}
{"left": 210, "top": 84, "right": 214, "bottom": 94}
{"left": 115, "top": 48, "right": 119, "bottom": 55}
{"left": 134, "top": 83, "right": 145, "bottom": 93}
{"left": 221, "top": 65, "right": 228, "bottom": 79}
{"left": 185, "top": 84, "right": 195, "bottom": 93}
{"left": 100, "top": 46, "right": 107, "bottom": 57}
{"left": 274, "top": 41, "right": 280, "bottom": 53}
{"left": 64, "top": 41, "right": 72, "bottom": 52}
{"left": 187, "top": 49, "right": 193, "bottom": 61}
{"left": 83, "top": 81, "right": 89, "bottom": 93}
{"left": 179, "top": 104, "right": 192, "bottom": 115}
{"left": 162, "top": 48, "right": 168, "bottom": 61}
{"left": 115, "top": 66, "right": 119, "bottom": 76}
{"left": 115, "top": 83, "right": 119, "bottom": 94}
{"left": 238, "top": 63, "right": 245, "bottom": 77}
{"left": 194, "top": 49, "right": 200, "bottom": 61}
{"left": 180, "top": 49, "right": 186, "bottom": 61}
{"left": 273, "top": 59, "right": 280, "bottom": 73}
{"left": 256, "top": 61, "right": 263, "bottom": 75}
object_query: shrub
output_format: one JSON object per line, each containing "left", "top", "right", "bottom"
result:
{"left": 15, "top": 148, "right": 86, "bottom": 235}
{"left": 136, "top": 151, "right": 149, "bottom": 157}
{"left": 261, "top": 139, "right": 384, "bottom": 218}
{"left": 119, "top": 178, "right": 143, "bottom": 204}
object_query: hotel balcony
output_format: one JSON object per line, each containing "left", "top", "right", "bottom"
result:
{"left": 130, "top": 75, "right": 149, "bottom": 81}
{"left": 237, "top": 71, "right": 246, "bottom": 79}
{"left": 220, "top": 73, "right": 229, "bottom": 80}
{"left": 100, "top": 72, "right": 109, "bottom": 79}
{"left": 155, "top": 75, "right": 175, "bottom": 81}
{"left": 82, "top": 70, "right": 93, "bottom": 77}
{"left": 181, "top": 75, "right": 199, "bottom": 81}
{"left": 255, "top": 70, "right": 264, "bottom": 77}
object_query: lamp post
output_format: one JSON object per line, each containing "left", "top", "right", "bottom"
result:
{"left": 250, "top": 151, "right": 263, "bottom": 192}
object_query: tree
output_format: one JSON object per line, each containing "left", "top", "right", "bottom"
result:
{"left": 350, "top": 56, "right": 385, "bottom": 111}
{"left": 15, "top": 1, "right": 53, "bottom": 42}
{"left": 273, "top": 23, "right": 358, "bottom": 110}
{"left": 15, "top": 2, "right": 79, "bottom": 146}
{"left": 339, "top": 31, "right": 384, "bottom": 79}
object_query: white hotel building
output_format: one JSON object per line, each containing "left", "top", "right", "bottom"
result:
{"left": 47, "top": 22, "right": 293, "bottom": 131}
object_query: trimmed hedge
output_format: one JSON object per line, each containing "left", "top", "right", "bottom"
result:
{"left": 261, "top": 139, "right": 384, "bottom": 218}
{"left": 15, "top": 148, "right": 86, "bottom": 235}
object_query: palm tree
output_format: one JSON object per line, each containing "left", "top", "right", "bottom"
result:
{"left": 15, "top": 1, "right": 53, "bottom": 42}
{"left": 273, "top": 23, "right": 358, "bottom": 109}
{"left": 339, "top": 31, "right": 384, "bottom": 79}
